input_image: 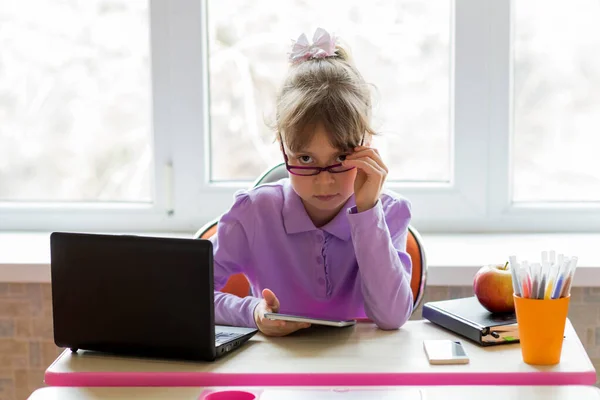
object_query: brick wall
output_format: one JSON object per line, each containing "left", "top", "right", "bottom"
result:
{"left": 0, "top": 284, "right": 61, "bottom": 400}
{"left": 0, "top": 284, "right": 598, "bottom": 400}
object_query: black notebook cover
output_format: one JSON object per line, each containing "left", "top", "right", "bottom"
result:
{"left": 422, "top": 296, "right": 519, "bottom": 346}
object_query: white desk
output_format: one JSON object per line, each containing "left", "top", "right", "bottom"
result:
{"left": 29, "top": 385, "right": 600, "bottom": 400}
{"left": 44, "top": 320, "right": 596, "bottom": 387}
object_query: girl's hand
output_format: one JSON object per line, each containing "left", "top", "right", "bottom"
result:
{"left": 342, "top": 145, "right": 389, "bottom": 212}
{"left": 253, "top": 288, "right": 310, "bottom": 337}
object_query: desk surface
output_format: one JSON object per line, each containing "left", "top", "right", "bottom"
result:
{"left": 28, "top": 386, "right": 600, "bottom": 400}
{"left": 45, "top": 320, "right": 597, "bottom": 387}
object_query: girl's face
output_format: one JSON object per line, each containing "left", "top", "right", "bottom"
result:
{"left": 283, "top": 122, "right": 358, "bottom": 227}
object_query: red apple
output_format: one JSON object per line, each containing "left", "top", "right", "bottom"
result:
{"left": 473, "top": 263, "right": 515, "bottom": 313}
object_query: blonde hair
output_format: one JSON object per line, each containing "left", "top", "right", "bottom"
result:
{"left": 275, "top": 45, "right": 376, "bottom": 153}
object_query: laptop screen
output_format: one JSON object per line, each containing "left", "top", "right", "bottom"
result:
{"left": 50, "top": 232, "right": 217, "bottom": 360}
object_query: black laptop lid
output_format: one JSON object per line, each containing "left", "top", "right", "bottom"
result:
{"left": 50, "top": 232, "right": 216, "bottom": 360}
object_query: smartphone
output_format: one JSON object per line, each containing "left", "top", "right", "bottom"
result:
{"left": 264, "top": 312, "right": 356, "bottom": 328}
{"left": 423, "top": 340, "right": 470, "bottom": 365}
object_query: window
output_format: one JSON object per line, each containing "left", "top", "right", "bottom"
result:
{"left": 513, "top": 0, "right": 600, "bottom": 203}
{"left": 207, "top": 0, "right": 452, "bottom": 183}
{"left": 0, "top": 1, "right": 152, "bottom": 203}
{"left": 2, "top": 0, "right": 600, "bottom": 233}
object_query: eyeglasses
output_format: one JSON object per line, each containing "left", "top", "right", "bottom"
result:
{"left": 284, "top": 154, "right": 355, "bottom": 176}
{"left": 280, "top": 133, "right": 364, "bottom": 176}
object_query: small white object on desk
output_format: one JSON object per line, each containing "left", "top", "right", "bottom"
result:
{"left": 423, "top": 339, "right": 470, "bottom": 365}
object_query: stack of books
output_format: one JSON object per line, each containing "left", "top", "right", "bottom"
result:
{"left": 422, "top": 296, "right": 519, "bottom": 346}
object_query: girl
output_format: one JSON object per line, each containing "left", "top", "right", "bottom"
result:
{"left": 211, "top": 28, "right": 413, "bottom": 336}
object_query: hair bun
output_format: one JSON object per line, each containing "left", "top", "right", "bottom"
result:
{"left": 334, "top": 43, "right": 353, "bottom": 64}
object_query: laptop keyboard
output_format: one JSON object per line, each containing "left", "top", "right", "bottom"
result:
{"left": 215, "top": 331, "right": 242, "bottom": 345}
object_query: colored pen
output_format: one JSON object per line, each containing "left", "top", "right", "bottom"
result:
{"left": 552, "top": 258, "right": 570, "bottom": 299}
{"left": 560, "top": 257, "right": 578, "bottom": 298}
{"left": 509, "top": 256, "right": 521, "bottom": 297}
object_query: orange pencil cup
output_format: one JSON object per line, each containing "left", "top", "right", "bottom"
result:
{"left": 513, "top": 294, "right": 570, "bottom": 365}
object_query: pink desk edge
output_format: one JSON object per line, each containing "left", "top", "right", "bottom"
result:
{"left": 45, "top": 367, "right": 597, "bottom": 387}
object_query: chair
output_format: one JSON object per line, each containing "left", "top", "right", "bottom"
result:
{"left": 195, "top": 162, "right": 427, "bottom": 312}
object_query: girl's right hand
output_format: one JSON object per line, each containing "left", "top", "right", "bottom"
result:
{"left": 253, "top": 288, "right": 310, "bottom": 337}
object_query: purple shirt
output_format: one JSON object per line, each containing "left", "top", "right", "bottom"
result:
{"left": 210, "top": 178, "right": 413, "bottom": 330}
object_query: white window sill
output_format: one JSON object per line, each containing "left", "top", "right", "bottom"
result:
{"left": 1, "top": 232, "right": 599, "bottom": 286}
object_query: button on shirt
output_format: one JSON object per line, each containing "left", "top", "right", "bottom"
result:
{"left": 210, "top": 179, "right": 413, "bottom": 330}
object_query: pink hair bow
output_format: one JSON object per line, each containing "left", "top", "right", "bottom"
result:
{"left": 289, "top": 27, "right": 337, "bottom": 64}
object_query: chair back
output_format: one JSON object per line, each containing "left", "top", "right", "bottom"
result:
{"left": 253, "top": 162, "right": 288, "bottom": 186}
{"left": 407, "top": 225, "right": 427, "bottom": 310}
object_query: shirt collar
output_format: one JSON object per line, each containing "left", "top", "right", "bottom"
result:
{"left": 282, "top": 179, "right": 354, "bottom": 241}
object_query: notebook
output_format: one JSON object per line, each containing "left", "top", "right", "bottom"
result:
{"left": 422, "top": 296, "right": 518, "bottom": 346}
{"left": 50, "top": 232, "right": 257, "bottom": 361}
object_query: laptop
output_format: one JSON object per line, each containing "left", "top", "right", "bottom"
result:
{"left": 50, "top": 232, "right": 257, "bottom": 361}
